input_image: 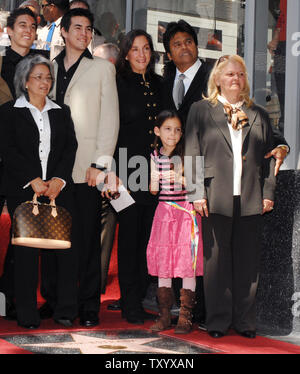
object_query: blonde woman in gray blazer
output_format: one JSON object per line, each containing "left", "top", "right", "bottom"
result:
{"left": 185, "top": 55, "right": 276, "bottom": 339}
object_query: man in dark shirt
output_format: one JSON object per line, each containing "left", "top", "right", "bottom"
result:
{"left": 1, "top": 48, "right": 27, "bottom": 99}
{"left": 55, "top": 47, "right": 91, "bottom": 105}
{"left": 0, "top": 8, "right": 35, "bottom": 100}
{"left": 0, "top": 7, "right": 49, "bottom": 100}
{"left": 0, "top": 7, "right": 48, "bottom": 319}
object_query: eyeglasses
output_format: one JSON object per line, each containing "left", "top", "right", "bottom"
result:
{"left": 216, "top": 55, "right": 230, "bottom": 66}
{"left": 29, "top": 75, "right": 53, "bottom": 83}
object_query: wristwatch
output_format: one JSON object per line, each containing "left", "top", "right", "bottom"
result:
{"left": 90, "top": 163, "right": 107, "bottom": 172}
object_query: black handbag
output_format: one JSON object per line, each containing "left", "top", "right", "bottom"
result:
{"left": 11, "top": 194, "right": 72, "bottom": 249}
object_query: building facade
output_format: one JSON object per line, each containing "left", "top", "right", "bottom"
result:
{"left": 1, "top": 0, "right": 298, "bottom": 168}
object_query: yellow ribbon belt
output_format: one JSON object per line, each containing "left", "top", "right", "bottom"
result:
{"left": 165, "top": 202, "right": 199, "bottom": 274}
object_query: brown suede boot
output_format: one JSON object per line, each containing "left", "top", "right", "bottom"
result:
{"left": 174, "top": 288, "right": 196, "bottom": 334}
{"left": 150, "top": 287, "right": 174, "bottom": 332}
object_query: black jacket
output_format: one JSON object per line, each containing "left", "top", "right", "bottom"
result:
{"left": 115, "top": 71, "right": 163, "bottom": 204}
{"left": 0, "top": 100, "right": 77, "bottom": 197}
{"left": 162, "top": 59, "right": 212, "bottom": 127}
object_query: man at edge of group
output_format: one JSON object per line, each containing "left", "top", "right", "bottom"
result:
{"left": 0, "top": 7, "right": 49, "bottom": 320}
{"left": 37, "top": 0, "right": 69, "bottom": 60}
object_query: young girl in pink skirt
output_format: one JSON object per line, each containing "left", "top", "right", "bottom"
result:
{"left": 147, "top": 110, "right": 203, "bottom": 334}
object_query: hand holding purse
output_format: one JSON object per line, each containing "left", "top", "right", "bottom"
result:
{"left": 12, "top": 193, "right": 72, "bottom": 249}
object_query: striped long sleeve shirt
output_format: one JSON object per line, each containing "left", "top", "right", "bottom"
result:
{"left": 151, "top": 149, "right": 188, "bottom": 202}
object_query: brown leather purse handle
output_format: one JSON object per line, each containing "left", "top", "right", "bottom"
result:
{"left": 32, "top": 193, "right": 58, "bottom": 217}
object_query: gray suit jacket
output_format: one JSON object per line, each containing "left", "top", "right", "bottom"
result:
{"left": 185, "top": 100, "right": 276, "bottom": 217}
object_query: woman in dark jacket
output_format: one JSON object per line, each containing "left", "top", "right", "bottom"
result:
{"left": 114, "top": 29, "right": 163, "bottom": 324}
{"left": 0, "top": 54, "right": 78, "bottom": 329}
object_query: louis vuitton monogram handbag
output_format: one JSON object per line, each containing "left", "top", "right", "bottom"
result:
{"left": 11, "top": 194, "right": 72, "bottom": 249}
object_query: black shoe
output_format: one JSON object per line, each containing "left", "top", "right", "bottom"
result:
{"left": 18, "top": 322, "right": 40, "bottom": 329}
{"left": 124, "top": 312, "right": 144, "bottom": 325}
{"left": 126, "top": 314, "right": 144, "bottom": 325}
{"left": 4, "top": 299, "right": 17, "bottom": 320}
{"left": 107, "top": 299, "right": 121, "bottom": 311}
{"left": 79, "top": 311, "right": 99, "bottom": 327}
{"left": 39, "top": 302, "right": 54, "bottom": 320}
{"left": 236, "top": 330, "right": 256, "bottom": 339}
{"left": 192, "top": 313, "right": 206, "bottom": 324}
{"left": 208, "top": 330, "right": 225, "bottom": 338}
{"left": 140, "top": 309, "right": 156, "bottom": 320}
{"left": 54, "top": 318, "right": 73, "bottom": 327}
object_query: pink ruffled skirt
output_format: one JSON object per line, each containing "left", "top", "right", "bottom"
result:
{"left": 147, "top": 201, "right": 203, "bottom": 278}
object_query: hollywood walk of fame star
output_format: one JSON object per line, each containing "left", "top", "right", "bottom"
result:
{"left": 22, "top": 333, "right": 183, "bottom": 354}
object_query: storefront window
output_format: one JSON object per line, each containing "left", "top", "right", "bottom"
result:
{"left": 0, "top": 2, "right": 9, "bottom": 49}
{"left": 0, "top": 1, "right": 127, "bottom": 48}
{"left": 0, "top": 0, "right": 13, "bottom": 10}
{"left": 88, "top": 0, "right": 126, "bottom": 47}
{"left": 132, "top": 0, "right": 245, "bottom": 74}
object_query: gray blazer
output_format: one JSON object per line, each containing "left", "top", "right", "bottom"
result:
{"left": 185, "top": 99, "right": 276, "bottom": 217}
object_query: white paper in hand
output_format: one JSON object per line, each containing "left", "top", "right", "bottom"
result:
{"left": 110, "top": 185, "right": 135, "bottom": 212}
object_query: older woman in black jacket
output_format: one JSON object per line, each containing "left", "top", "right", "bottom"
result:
{"left": 114, "top": 29, "right": 163, "bottom": 324}
{"left": 0, "top": 54, "right": 78, "bottom": 329}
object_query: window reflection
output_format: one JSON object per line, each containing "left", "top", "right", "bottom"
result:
{"left": 88, "top": 0, "right": 126, "bottom": 47}
{"left": 267, "top": 0, "right": 286, "bottom": 134}
{"left": 133, "top": 0, "right": 245, "bottom": 75}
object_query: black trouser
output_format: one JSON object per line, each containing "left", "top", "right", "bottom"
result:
{"left": 202, "top": 197, "right": 262, "bottom": 333}
{"left": 0, "top": 194, "right": 15, "bottom": 302}
{"left": 100, "top": 199, "right": 117, "bottom": 294}
{"left": 0, "top": 195, "right": 4, "bottom": 214}
{"left": 41, "top": 184, "right": 103, "bottom": 314}
{"left": 0, "top": 166, "right": 11, "bottom": 299}
{"left": 74, "top": 184, "right": 103, "bottom": 313}
{"left": 6, "top": 189, "right": 79, "bottom": 326}
{"left": 117, "top": 202, "right": 156, "bottom": 316}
